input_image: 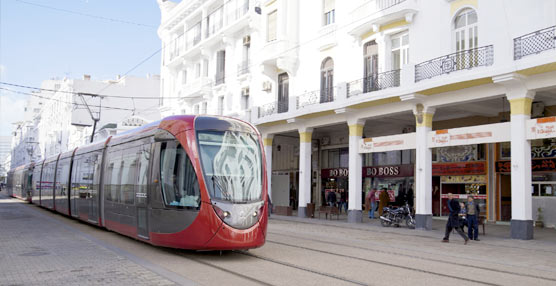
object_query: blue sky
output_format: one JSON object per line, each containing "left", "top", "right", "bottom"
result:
{"left": 0, "top": 0, "right": 162, "bottom": 136}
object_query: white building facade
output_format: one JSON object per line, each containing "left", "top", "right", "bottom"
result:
{"left": 160, "top": 0, "right": 556, "bottom": 239}
{"left": 10, "top": 75, "right": 161, "bottom": 167}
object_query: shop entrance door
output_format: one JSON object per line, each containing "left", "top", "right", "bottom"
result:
{"left": 499, "top": 174, "right": 511, "bottom": 221}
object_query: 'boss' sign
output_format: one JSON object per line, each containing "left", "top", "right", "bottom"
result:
{"left": 365, "top": 166, "right": 400, "bottom": 177}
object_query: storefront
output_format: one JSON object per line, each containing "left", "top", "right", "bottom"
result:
{"left": 321, "top": 168, "right": 348, "bottom": 208}
{"left": 363, "top": 164, "right": 414, "bottom": 205}
{"left": 496, "top": 140, "right": 556, "bottom": 224}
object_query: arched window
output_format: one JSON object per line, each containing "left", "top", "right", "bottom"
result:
{"left": 453, "top": 8, "right": 478, "bottom": 52}
{"left": 320, "top": 57, "right": 334, "bottom": 103}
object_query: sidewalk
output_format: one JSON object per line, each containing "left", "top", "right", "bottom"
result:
{"left": 0, "top": 194, "right": 187, "bottom": 286}
{"left": 270, "top": 209, "right": 556, "bottom": 246}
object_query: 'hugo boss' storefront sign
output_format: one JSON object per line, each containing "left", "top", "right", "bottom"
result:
{"left": 321, "top": 168, "right": 349, "bottom": 178}
{"left": 363, "top": 164, "right": 414, "bottom": 178}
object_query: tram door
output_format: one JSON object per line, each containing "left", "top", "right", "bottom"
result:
{"left": 135, "top": 144, "right": 151, "bottom": 239}
{"left": 89, "top": 153, "right": 102, "bottom": 224}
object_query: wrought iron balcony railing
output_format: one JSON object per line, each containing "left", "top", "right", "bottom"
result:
{"left": 347, "top": 69, "right": 400, "bottom": 98}
{"left": 415, "top": 45, "right": 494, "bottom": 82}
{"left": 226, "top": 0, "right": 249, "bottom": 24}
{"left": 258, "top": 101, "right": 289, "bottom": 118}
{"left": 514, "top": 25, "right": 556, "bottom": 60}
{"left": 237, "top": 60, "right": 250, "bottom": 75}
{"left": 297, "top": 88, "right": 335, "bottom": 109}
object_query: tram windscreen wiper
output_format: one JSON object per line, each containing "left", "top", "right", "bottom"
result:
{"left": 212, "top": 175, "right": 231, "bottom": 200}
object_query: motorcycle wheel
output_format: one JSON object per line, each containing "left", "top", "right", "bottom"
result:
{"left": 405, "top": 216, "right": 416, "bottom": 229}
{"left": 380, "top": 215, "right": 392, "bottom": 227}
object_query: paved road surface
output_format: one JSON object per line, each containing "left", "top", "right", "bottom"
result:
{"left": 1, "top": 194, "right": 556, "bottom": 285}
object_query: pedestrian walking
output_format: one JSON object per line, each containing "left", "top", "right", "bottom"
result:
{"left": 327, "top": 190, "right": 337, "bottom": 207}
{"left": 458, "top": 202, "right": 467, "bottom": 233}
{"left": 442, "top": 193, "right": 469, "bottom": 244}
{"left": 368, "top": 188, "right": 377, "bottom": 219}
{"left": 378, "top": 188, "right": 389, "bottom": 216}
{"left": 466, "top": 195, "right": 481, "bottom": 241}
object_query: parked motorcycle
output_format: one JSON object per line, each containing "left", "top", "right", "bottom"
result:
{"left": 380, "top": 203, "right": 415, "bottom": 229}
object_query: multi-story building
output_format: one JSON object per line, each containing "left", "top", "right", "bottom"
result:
{"left": 159, "top": 0, "right": 556, "bottom": 239}
{"left": 10, "top": 75, "right": 161, "bottom": 166}
{"left": 157, "top": 0, "right": 258, "bottom": 121}
{"left": 0, "top": 136, "right": 12, "bottom": 180}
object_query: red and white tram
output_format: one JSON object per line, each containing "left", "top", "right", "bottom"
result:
{"left": 6, "top": 115, "right": 268, "bottom": 250}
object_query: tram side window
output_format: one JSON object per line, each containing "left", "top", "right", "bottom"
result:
{"left": 136, "top": 145, "right": 151, "bottom": 196}
{"left": 106, "top": 152, "right": 123, "bottom": 203}
{"left": 120, "top": 148, "right": 138, "bottom": 205}
{"left": 160, "top": 141, "right": 200, "bottom": 208}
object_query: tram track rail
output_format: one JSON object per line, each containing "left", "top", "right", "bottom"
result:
{"left": 268, "top": 231, "right": 556, "bottom": 283}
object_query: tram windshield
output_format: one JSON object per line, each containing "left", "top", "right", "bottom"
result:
{"left": 197, "top": 130, "right": 263, "bottom": 203}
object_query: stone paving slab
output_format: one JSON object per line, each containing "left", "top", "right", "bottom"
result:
{"left": 0, "top": 195, "right": 179, "bottom": 286}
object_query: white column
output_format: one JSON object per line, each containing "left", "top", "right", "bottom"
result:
{"left": 508, "top": 90, "right": 535, "bottom": 239}
{"left": 298, "top": 127, "right": 313, "bottom": 217}
{"left": 348, "top": 119, "right": 364, "bottom": 223}
{"left": 263, "top": 135, "right": 274, "bottom": 210}
{"left": 413, "top": 105, "right": 435, "bottom": 230}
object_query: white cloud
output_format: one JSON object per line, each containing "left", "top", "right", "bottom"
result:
{"left": 0, "top": 93, "right": 27, "bottom": 136}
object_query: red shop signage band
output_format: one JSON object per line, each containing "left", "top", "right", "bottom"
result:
{"left": 321, "top": 168, "right": 349, "bottom": 178}
{"left": 496, "top": 158, "right": 556, "bottom": 173}
{"left": 432, "top": 162, "right": 486, "bottom": 176}
{"left": 363, "top": 164, "right": 414, "bottom": 178}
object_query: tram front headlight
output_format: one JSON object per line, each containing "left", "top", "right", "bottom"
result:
{"left": 213, "top": 205, "right": 231, "bottom": 221}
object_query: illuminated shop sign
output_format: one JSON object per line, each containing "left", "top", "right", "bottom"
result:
{"left": 321, "top": 168, "right": 349, "bottom": 178}
{"left": 363, "top": 164, "right": 414, "bottom": 178}
{"left": 496, "top": 158, "right": 556, "bottom": 173}
{"left": 432, "top": 162, "right": 486, "bottom": 176}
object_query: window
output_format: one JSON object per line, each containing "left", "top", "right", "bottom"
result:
{"left": 136, "top": 145, "right": 150, "bottom": 197}
{"left": 320, "top": 57, "right": 334, "bottom": 103}
{"left": 364, "top": 41, "right": 378, "bottom": 92}
{"left": 182, "top": 70, "right": 187, "bottom": 84}
{"left": 106, "top": 155, "right": 123, "bottom": 202}
{"left": 194, "top": 104, "right": 200, "bottom": 115}
{"left": 197, "top": 130, "right": 263, "bottom": 202}
{"left": 120, "top": 150, "right": 138, "bottom": 205}
{"left": 202, "top": 102, "right": 208, "bottom": 114}
{"left": 195, "top": 62, "right": 201, "bottom": 78}
{"left": 323, "top": 0, "right": 335, "bottom": 25}
{"left": 203, "top": 59, "right": 209, "bottom": 77}
{"left": 267, "top": 10, "right": 277, "bottom": 42}
{"left": 215, "top": 50, "right": 226, "bottom": 85}
{"left": 454, "top": 8, "right": 478, "bottom": 52}
{"left": 218, "top": 96, "right": 224, "bottom": 115}
{"left": 278, "top": 73, "right": 289, "bottom": 113}
{"left": 454, "top": 8, "right": 478, "bottom": 68}
{"left": 160, "top": 141, "right": 200, "bottom": 208}
{"left": 391, "top": 32, "right": 409, "bottom": 70}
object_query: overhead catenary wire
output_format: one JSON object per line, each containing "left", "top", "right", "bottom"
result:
{"left": 0, "top": 87, "right": 136, "bottom": 111}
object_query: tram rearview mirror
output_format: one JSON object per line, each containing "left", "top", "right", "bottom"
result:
{"left": 154, "top": 129, "right": 175, "bottom": 142}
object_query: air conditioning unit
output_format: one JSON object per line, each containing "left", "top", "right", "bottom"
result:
{"left": 243, "top": 35, "right": 251, "bottom": 46}
{"left": 262, "top": 81, "right": 272, "bottom": 92}
{"left": 241, "top": 87, "right": 250, "bottom": 96}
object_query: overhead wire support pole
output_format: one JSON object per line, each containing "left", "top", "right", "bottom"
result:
{"left": 78, "top": 93, "right": 102, "bottom": 143}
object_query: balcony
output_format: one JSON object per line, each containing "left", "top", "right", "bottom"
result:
{"left": 258, "top": 101, "right": 289, "bottom": 118}
{"left": 347, "top": 70, "right": 400, "bottom": 98}
{"left": 514, "top": 25, "right": 556, "bottom": 60}
{"left": 225, "top": 0, "right": 249, "bottom": 25}
{"left": 237, "top": 60, "right": 250, "bottom": 76}
{"left": 415, "top": 45, "right": 494, "bottom": 82}
{"left": 181, "top": 77, "right": 212, "bottom": 99}
{"left": 205, "top": 8, "right": 224, "bottom": 38}
{"left": 297, "top": 88, "right": 336, "bottom": 109}
{"left": 349, "top": 0, "right": 416, "bottom": 38}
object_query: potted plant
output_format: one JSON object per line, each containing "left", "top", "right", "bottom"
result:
{"left": 535, "top": 207, "right": 545, "bottom": 228}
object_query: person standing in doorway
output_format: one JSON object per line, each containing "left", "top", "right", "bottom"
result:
{"left": 442, "top": 193, "right": 469, "bottom": 244}
{"left": 466, "top": 196, "right": 481, "bottom": 241}
{"left": 368, "top": 188, "right": 377, "bottom": 219}
{"left": 378, "top": 188, "right": 390, "bottom": 216}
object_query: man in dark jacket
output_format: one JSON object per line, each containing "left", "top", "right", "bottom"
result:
{"left": 327, "top": 190, "right": 337, "bottom": 207}
{"left": 466, "top": 196, "right": 481, "bottom": 241}
{"left": 442, "top": 193, "right": 469, "bottom": 244}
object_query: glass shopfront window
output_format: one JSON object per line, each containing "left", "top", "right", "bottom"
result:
{"left": 363, "top": 149, "right": 415, "bottom": 166}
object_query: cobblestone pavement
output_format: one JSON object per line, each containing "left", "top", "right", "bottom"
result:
{"left": 0, "top": 194, "right": 179, "bottom": 286}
